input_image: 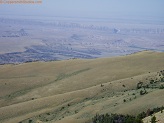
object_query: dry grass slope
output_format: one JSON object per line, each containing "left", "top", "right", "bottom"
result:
{"left": 0, "top": 51, "right": 164, "bottom": 123}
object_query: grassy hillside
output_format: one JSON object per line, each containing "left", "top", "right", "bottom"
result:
{"left": 0, "top": 51, "right": 164, "bottom": 123}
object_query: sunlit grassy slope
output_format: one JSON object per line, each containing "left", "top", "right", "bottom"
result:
{"left": 0, "top": 51, "right": 164, "bottom": 123}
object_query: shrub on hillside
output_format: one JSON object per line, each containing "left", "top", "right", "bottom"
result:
{"left": 151, "top": 116, "right": 156, "bottom": 123}
{"left": 137, "top": 82, "right": 143, "bottom": 89}
{"left": 92, "top": 113, "right": 143, "bottom": 123}
{"left": 92, "top": 106, "right": 164, "bottom": 123}
{"left": 140, "top": 89, "right": 147, "bottom": 95}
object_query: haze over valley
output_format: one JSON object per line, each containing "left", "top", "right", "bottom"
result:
{"left": 0, "top": 16, "right": 164, "bottom": 64}
{"left": 0, "top": 0, "right": 164, "bottom": 123}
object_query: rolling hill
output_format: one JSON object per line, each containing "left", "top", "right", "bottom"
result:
{"left": 0, "top": 51, "right": 164, "bottom": 123}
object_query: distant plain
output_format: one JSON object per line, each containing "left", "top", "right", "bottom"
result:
{"left": 0, "top": 16, "right": 164, "bottom": 123}
{"left": 0, "top": 16, "right": 164, "bottom": 64}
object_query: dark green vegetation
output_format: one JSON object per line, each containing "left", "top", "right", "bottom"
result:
{"left": 92, "top": 114, "right": 143, "bottom": 123}
{"left": 92, "top": 106, "right": 164, "bottom": 123}
{"left": 151, "top": 116, "right": 156, "bottom": 123}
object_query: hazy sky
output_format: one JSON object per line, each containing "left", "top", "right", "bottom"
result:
{"left": 0, "top": 0, "right": 164, "bottom": 19}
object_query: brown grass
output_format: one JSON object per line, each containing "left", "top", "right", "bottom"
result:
{"left": 0, "top": 51, "right": 164, "bottom": 123}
